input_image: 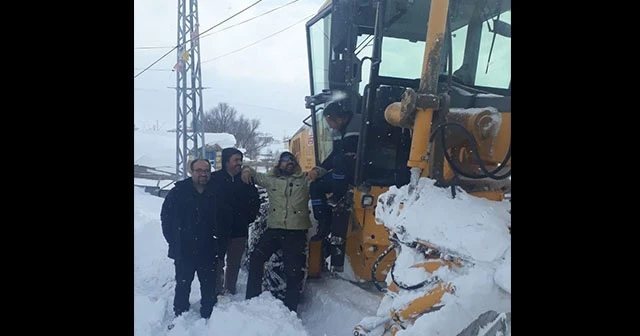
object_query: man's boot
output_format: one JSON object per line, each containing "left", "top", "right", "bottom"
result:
{"left": 311, "top": 203, "right": 332, "bottom": 241}
{"left": 329, "top": 199, "right": 351, "bottom": 272}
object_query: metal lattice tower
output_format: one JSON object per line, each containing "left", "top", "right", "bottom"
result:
{"left": 175, "top": 0, "right": 205, "bottom": 179}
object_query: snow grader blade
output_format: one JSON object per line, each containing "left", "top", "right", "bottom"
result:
{"left": 456, "top": 310, "right": 511, "bottom": 336}
{"left": 353, "top": 316, "right": 393, "bottom": 336}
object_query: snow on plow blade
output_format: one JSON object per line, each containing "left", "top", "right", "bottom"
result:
{"left": 456, "top": 310, "right": 511, "bottom": 336}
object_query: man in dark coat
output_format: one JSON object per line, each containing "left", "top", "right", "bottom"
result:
{"left": 160, "top": 159, "right": 221, "bottom": 319}
{"left": 309, "top": 101, "right": 360, "bottom": 239}
{"left": 306, "top": 101, "right": 362, "bottom": 273}
{"left": 210, "top": 147, "right": 260, "bottom": 295}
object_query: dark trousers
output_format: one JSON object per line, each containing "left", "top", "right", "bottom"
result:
{"left": 173, "top": 258, "right": 218, "bottom": 319}
{"left": 216, "top": 236, "right": 248, "bottom": 294}
{"left": 310, "top": 154, "right": 355, "bottom": 236}
{"left": 245, "top": 228, "right": 307, "bottom": 312}
{"left": 310, "top": 174, "right": 332, "bottom": 237}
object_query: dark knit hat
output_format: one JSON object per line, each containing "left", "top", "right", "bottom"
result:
{"left": 279, "top": 151, "right": 297, "bottom": 163}
{"left": 221, "top": 147, "right": 243, "bottom": 166}
{"left": 323, "top": 101, "right": 351, "bottom": 118}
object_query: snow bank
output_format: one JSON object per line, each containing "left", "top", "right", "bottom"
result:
{"left": 300, "top": 278, "right": 381, "bottom": 336}
{"left": 134, "top": 187, "right": 176, "bottom": 335}
{"left": 165, "top": 292, "right": 310, "bottom": 336}
{"left": 134, "top": 178, "right": 175, "bottom": 188}
{"left": 134, "top": 130, "right": 237, "bottom": 171}
{"left": 134, "top": 130, "right": 177, "bottom": 170}
{"left": 134, "top": 172, "right": 511, "bottom": 336}
{"left": 204, "top": 132, "right": 236, "bottom": 149}
{"left": 375, "top": 177, "right": 511, "bottom": 263}
{"left": 493, "top": 247, "right": 511, "bottom": 294}
{"left": 134, "top": 186, "right": 312, "bottom": 336}
{"left": 368, "top": 178, "right": 511, "bottom": 335}
{"left": 393, "top": 265, "right": 510, "bottom": 336}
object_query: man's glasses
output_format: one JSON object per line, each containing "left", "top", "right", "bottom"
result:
{"left": 193, "top": 169, "right": 209, "bottom": 174}
{"left": 280, "top": 156, "right": 295, "bottom": 163}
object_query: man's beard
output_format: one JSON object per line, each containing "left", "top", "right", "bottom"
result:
{"left": 282, "top": 164, "right": 294, "bottom": 175}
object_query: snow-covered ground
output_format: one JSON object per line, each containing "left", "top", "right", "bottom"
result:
{"left": 134, "top": 178, "right": 176, "bottom": 189}
{"left": 134, "top": 186, "right": 382, "bottom": 336}
{"left": 134, "top": 184, "right": 510, "bottom": 336}
{"left": 134, "top": 131, "right": 511, "bottom": 336}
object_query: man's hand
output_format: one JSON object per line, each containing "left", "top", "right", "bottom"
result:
{"left": 307, "top": 167, "right": 319, "bottom": 181}
{"left": 241, "top": 169, "right": 252, "bottom": 184}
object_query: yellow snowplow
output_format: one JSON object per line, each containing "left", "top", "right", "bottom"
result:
{"left": 298, "top": 0, "right": 511, "bottom": 334}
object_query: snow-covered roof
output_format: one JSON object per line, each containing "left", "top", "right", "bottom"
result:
{"left": 204, "top": 132, "right": 236, "bottom": 148}
{"left": 134, "top": 130, "right": 237, "bottom": 172}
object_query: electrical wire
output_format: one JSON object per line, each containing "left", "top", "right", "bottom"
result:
{"left": 201, "top": 14, "right": 313, "bottom": 64}
{"left": 199, "top": 0, "right": 301, "bottom": 40}
{"left": 133, "top": 68, "right": 173, "bottom": 72}
{"left": 134, "top": 0, "right": 300, "bottom": 51}
{"left": 134, "top": 0, "right": 263, "bottom": 79}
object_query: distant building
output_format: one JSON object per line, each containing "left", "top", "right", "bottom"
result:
{"left": 174, "top": 132, "right": 237, "bottom": 172}
{"left": 288, "top": 125, "right": 316, "bottom": 172}
{"left": 189, "top": 143, "right": 224, "bottom": 171}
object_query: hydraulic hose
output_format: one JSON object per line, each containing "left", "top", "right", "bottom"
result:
{"left": 372, "top": 240, "right": 398, "bottom": 293}
{"left": 429, "top": 121, "right": 511, "bottom": 180}
{"left": 389, "top": 239, "right": 442, "bottom": 291}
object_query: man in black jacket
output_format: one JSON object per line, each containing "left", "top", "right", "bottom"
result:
{"left": 210, "top": 147, "right": 260, "bottom": 295}
{"left": 309, "top": 101, "right": 360, "bottom": 239}
{"left": 160, "top": 159, "right": 221, "bottom": 319}
{"left": 307, "top": 101, "right": 362, "bottom": 273}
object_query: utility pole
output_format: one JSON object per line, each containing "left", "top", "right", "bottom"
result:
{"left": 175, "top": 0, "right": 205, "bottom": 179}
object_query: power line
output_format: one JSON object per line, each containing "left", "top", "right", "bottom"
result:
{"left": 202, "top": 14, "right": 313, "bottom": 64}
{"left": 199, "top": 0, "right": 300, "bottom": 39}
{"left": 133, "top": 68, "right": 173, "bottom": 72}
{"left": 134, "top": 46, "right": 172, "bottom": 50}
{"left": 134, "top": 0, "right": 299, "bottom": 51}
{"left": 134, "top": 0, "right": 264, "bottom": 79}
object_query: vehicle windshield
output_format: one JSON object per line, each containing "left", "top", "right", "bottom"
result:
{"left": 306, "top": 0, "right": 511, "bottom": 165}
{"left": 357, "top": 0, "right": 511, "bottom": 92}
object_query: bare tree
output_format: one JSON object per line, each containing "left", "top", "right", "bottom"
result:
{"left": 202, "top": 102, "right": 275, "bottom": 159}
{"left": 203, "top": 103, "right": 238, "bottom": 133}
{"left": 242, "top": 119, "right": 274, "bottom": 159}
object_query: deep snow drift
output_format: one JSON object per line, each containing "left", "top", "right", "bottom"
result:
{"left": 361, "top": 177, "right": 511, "bottom": 336}
{"left": 134, "top": 186, "right": 382, "bottom": 336}
{"left": 134, "top": 130, "right": 511, "bottom": 336}
{"left": 134, "top": 176, "right": 511, "bottom": 336}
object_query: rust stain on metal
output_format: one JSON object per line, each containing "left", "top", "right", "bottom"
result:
{"left": 420, "top": 33, "right": 444, "bottom": 94}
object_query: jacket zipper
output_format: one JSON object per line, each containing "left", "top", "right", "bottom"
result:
{"left": 284, "top": 176, "right": 291, "bottom": 229}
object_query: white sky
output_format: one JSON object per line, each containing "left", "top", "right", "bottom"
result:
{"left": 134, "top": 0, "right": 327, "bottom": 141}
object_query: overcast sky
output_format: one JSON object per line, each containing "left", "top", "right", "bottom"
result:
{"left": 134, "top": 0, "right": 326, "bottom": 146}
